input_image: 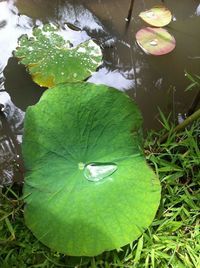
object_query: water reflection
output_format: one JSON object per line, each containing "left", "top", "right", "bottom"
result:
{"left": 15, "top": 0, "right": 105, "bottom": 32}
{"left": 59, "top": 24, "right": 90, "bottom": 46}
{"left": 0, "top": 0, "right": 200, "bottom": 185}
{"left": 196, "top": 4, "right": 200, "bottom": 16}
{"left": 88, "top": 67, "right": 134, "bottom": 91}
{"left": 0, "top": 92, "right": 24, "bottom": 185}
{"left": 84, "top": 0, "right": 200, "bottom": 120}
{"left": 0, "top": 0, "right": 33, "bottom": 72}
{"left": 0, "top": 0, "right": 30, "bottom": 185}
{"left": 0, "top": 91, "right": 24, "bottom": 137}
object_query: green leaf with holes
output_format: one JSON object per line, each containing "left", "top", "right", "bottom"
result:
{"left": 15, "top": 24, "right": 102, "bottom": 87}
{"left": 23, "top": 82, "right": 161, "bottom": 256}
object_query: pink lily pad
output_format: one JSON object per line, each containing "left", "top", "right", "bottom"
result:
{"left": 139, "top": 6, "right": 172, "bottom": 27}
{"left": 136, "top": 27, "right": 176, "bottom": 56}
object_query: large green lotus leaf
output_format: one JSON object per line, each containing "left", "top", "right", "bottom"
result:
{"left": 14, "top": 24, "right": 102, "bottom": 87}
{"left": 136, "top": 27, "right": 176, "bottom": 56}
{"left": 139, "top": 5, "right": 172, "bottom": 27}
{"left": 23, "top": 82, "right": 161, "bottom": 256}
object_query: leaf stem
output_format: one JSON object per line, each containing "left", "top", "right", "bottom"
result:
{"left": 159, "top": 108, "right": 200, "bottom": 144}
{"left": 187, "top": 91, "right": 200, "bottom": 116}
{"left": 126, "top": 0, "right": 134, "bottom": 23}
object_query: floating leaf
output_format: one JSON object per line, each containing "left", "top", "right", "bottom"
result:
{"left": 15, "top": 24, "right": 102, "bottom": 87}
{"left": 139, "top": 5, "right": 172, "bottom": 27}
{"left": 23, "top": 82, "right": 161, "bottom": 256}
{"left": 136, "top": 27, "right": 176, "bottom": 56}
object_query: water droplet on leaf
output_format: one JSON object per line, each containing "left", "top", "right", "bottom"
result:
{"left": 150, "top": 39, "right": 158, "bottom": 46}
{"left": 146, "top": 11, "right": 156, "bottom": 19}
{"left": 84, "top": 162, "right": 117, "bottom": 182}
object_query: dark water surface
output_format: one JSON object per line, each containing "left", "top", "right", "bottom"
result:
{"left": 0, "top": 0, "right": 200, "bottom": 185}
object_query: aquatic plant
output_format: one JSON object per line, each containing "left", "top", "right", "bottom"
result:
{"left": 136, "top": 27, "right": 176, "bottom": 56}
{"left": 15, "top": 24, "right": 102, "bottom": 87}
{"left": 136, "top": 5, "right": 175, "bottom": 56}
{"left": 1, "top": 111, "right": 199, "bottom": 266}
{"left": 139, "top": 5, "right": 172, "bottom": 27}
{"left": 22, "top": 83, "right": 160, "bottom": 256}
{"left": 15, "top": 24, "right": 161, "bottom": 256}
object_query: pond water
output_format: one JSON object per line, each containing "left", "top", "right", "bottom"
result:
{"left": 0, "top": 0, "right": 200, "bottom": 185}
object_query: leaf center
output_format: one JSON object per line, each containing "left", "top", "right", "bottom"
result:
{"left": 83, "top": 162, "right": 118, "bottom": 182}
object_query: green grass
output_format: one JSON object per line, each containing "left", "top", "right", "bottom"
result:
{"left": 0, "top": 119, "right": 200, "bottom": 268}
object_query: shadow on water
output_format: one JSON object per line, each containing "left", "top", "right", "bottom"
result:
{"left": 4, "top": 57, "right": 46, "bottom": 110}
{"left": 0, "top": 0, "right": 200, "bottom": 185}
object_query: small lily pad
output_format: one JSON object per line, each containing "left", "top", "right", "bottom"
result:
{"left": 15, "top": 24, "right": 102, "bottom": 87}
{"left": 136, "top": 27, "right": 176, "bottom": 56}
{"left": 139, "top": 5, "right": 172, "bottom": 27}
{"left": 23, "top": 82, "right": 161, "bottom": 256}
